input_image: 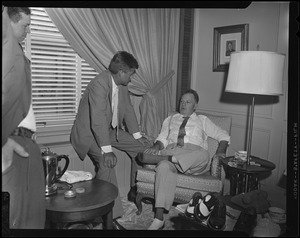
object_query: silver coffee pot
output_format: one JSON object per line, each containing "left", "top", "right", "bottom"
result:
{"left": 42, "top": 148, "right": 70, "bottom": 196}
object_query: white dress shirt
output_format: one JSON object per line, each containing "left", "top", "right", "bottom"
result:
{"left": 18, "top": 104, "right": 37, "bottom": 132}
{"left": 111, "top": 79, "right": 119, "bottom": 128}
{"left": 156, "top": 112, "right": 230, "bottom": 150}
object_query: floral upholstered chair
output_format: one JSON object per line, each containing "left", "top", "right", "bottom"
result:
{"left": 135, "top": 112, "right": 232, "bottom": 215}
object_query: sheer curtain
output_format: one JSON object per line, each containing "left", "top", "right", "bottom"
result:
{"left": 46, "top": 8, "right": 180, "bottom": 137}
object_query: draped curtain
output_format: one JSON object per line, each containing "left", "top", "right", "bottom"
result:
{"left": 46, "top": 8, "right": 180, "bottom": 137}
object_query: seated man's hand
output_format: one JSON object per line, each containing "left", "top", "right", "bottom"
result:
{"left": 2, "top": 138, "right": 29, "bottom": 173}
{"left": 103, "top": 152, "right": 117, "bottom": 168}
{"left": 144, "top": 143, "right": 160, "bottom": 155}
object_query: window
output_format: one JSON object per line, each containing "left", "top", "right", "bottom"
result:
{"left": 23, "top": 8, "right": 98, "bottom": 133}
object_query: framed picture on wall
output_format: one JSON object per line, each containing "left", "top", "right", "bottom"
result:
{"left": 213, "top": 24, "right": 249, "bottom": 72}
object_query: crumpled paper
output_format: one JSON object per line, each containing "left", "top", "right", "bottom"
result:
{"left": 59, "top": 170, "right": 93, "bottom": 184}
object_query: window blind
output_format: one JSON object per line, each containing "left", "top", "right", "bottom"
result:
{"left": 24, "top": 8, "right": 98, "bottom": 129}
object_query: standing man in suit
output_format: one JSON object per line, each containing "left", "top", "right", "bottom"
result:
{"left": 70, "top": 51, "right": 152, "bottom": 229}
{"left": 2, "top": 6, "right": 45, "bottom": 229}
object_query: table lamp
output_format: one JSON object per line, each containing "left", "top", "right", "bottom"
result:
{"left": 225, "top": 51, "right": 285, "bottom": 165}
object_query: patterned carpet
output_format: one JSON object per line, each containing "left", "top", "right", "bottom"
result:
{"left": 91, "top": 196, "right": 180, "bottom": 230}
{"left": 92, "top": 196, "right": 241, "bottom": 231}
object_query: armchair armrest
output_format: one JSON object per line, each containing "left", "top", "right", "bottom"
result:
{"left": 210, "top": 154, "right": 226, "bottom": 181}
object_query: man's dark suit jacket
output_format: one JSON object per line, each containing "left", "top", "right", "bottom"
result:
{"left": 2, "top": 7, "right": 31, "bottom": 146}
{"left": 70, "top": 70, "right": 140, "bottom": 160}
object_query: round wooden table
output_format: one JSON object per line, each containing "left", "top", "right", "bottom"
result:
{"left": 221, "top": 156, "right": 276, "bottom": 196}
{"left": 45, "top": 179, "right": 118, "bottom": 229}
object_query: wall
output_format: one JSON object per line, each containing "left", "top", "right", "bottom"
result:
{"left": 191, "top": 2, "right": 289, "bottom": 209}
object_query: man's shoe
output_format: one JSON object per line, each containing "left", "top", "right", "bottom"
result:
{"left": 185, "top": 192, "right": 203, "bottom": 219}
{"left": 112, "top": 219, "right": 126, "bottom": 230}
{"left": 207, "top": 198, "right": 226, "bottom": 230}
{"left": 233, "top": 206, "right": 257, "bottom": 236}
{"left": 148, "top": 218, "right": 165, "bottom": 230}
{"left": 194, "top": 193, "right": 218, "bottom": 222}
{"left": 127, "top": 186, "right": 137, "bottom": 203}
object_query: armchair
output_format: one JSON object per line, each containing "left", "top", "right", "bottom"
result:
{"left": 135, "top": 112, "right": 232, "bottom": 215}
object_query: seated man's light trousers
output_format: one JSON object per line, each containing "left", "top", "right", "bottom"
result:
{"left": 154, "top": 147, "right": 210, "bottom": 211}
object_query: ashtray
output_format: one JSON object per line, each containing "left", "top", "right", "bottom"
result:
{"left": 229, "top": 157, "right": 246, "bottom": 166}
{"left": 234, "top": 151, "right": 247, "bottom": 161}
{"left": 64, "top": 190, "right": 76, "bottom": 198}
{"left": 268, "top": 207, "right": 286, "bottom": 224}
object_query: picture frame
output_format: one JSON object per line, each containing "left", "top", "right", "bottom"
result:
{"left": 213, "top": 24, "right": 249, "bottom": 72}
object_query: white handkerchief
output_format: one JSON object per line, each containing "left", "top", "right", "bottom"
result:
{"left": 59, "top": 170, "right": 93, "bottom": 184}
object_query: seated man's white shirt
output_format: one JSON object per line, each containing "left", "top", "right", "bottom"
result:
{"left": 156, "top": 112, "right": 230, "bottom": 150}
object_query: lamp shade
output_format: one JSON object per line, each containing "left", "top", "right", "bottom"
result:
{"left": 225, "top": 51, "right": 285, "bottom": 95}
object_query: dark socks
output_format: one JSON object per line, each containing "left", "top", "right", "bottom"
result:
{"left": 155, "top": 208, "right": 164, "bottom": 221}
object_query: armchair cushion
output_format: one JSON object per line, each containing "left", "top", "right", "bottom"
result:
{"left": 137, "top": 168, "right": 222, "bottom": 192}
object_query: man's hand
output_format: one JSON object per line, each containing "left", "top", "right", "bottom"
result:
{"left": 103, "top": 152, "right": 117, "bottom": 168}
{"left": 137, "top": 136, "right": 152, "bottom": 147}
{"left": 144, "top": 143, "right": 160, "bottom": 155}
{"left": 215, "top": 141, "right": 228, "bottom": 156}
{"left": 2, "top": 138, "right": 29, "bottom": 172}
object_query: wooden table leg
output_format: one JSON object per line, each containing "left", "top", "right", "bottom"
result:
{"left": 102, "top": 209, "right": 113, "bottom": 230}
{"left": 230, "top": 172, "right": 238, "bottom": 196}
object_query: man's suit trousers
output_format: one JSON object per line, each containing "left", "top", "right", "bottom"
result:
{"left": 87, "top": 128, "right": 148, "bottom": 219}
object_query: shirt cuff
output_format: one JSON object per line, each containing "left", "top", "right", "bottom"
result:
{"left": 133, "top": 132, "right": 142, "bottom": 139}
{"left": 101, "top": 145, "right": 113, "bottom": 154}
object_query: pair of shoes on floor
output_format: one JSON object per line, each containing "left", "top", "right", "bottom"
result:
{"left": 148, "top": 218, "right": 165, "bottom": 230}
{"left": 185, "top": 192, "right": 203, "bottom": 219}
{"left": 233, "top": 206, "right": 257, "bottom": 236}
{"left": 194, "top": 193, "right": 219, "bottom": 223}
{"left": 207, "top": 198, "right": 226, "bottom": 231}
{"left": 127, "top": 185, "right": 137, "bottom": 203}
{"left": 112, "top": 219, "right": 126, "bottom": 230}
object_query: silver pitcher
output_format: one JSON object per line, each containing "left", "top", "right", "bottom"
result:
{"left": 41, "top": 148, "right": 69, "bottom": 196}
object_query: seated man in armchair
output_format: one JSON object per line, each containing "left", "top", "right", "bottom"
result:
{"left": 138, "top": 89, "right": 230, "bottom": 230}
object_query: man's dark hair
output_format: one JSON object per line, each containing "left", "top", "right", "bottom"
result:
{"left": 108, "top": 51, "right": 139, "bottom": 74}
{"left": 7, "top": 7, "right": 31, "bottom": 23}
{"left": 182, "top": 89, "right": 199, "bottom": 103}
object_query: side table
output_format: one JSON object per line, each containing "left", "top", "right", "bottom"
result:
{"left": 45, "top": 179, "right": 118, "bottom": 229}
{"left": 221, "top": 156, "right": 275, "bottom": 196}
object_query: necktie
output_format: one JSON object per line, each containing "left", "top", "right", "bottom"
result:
{"left": 111, "top": 86, "right": 119, "bottom": 128}
{"left": 177, "top": 116, "right": 189, "bottom": 147}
